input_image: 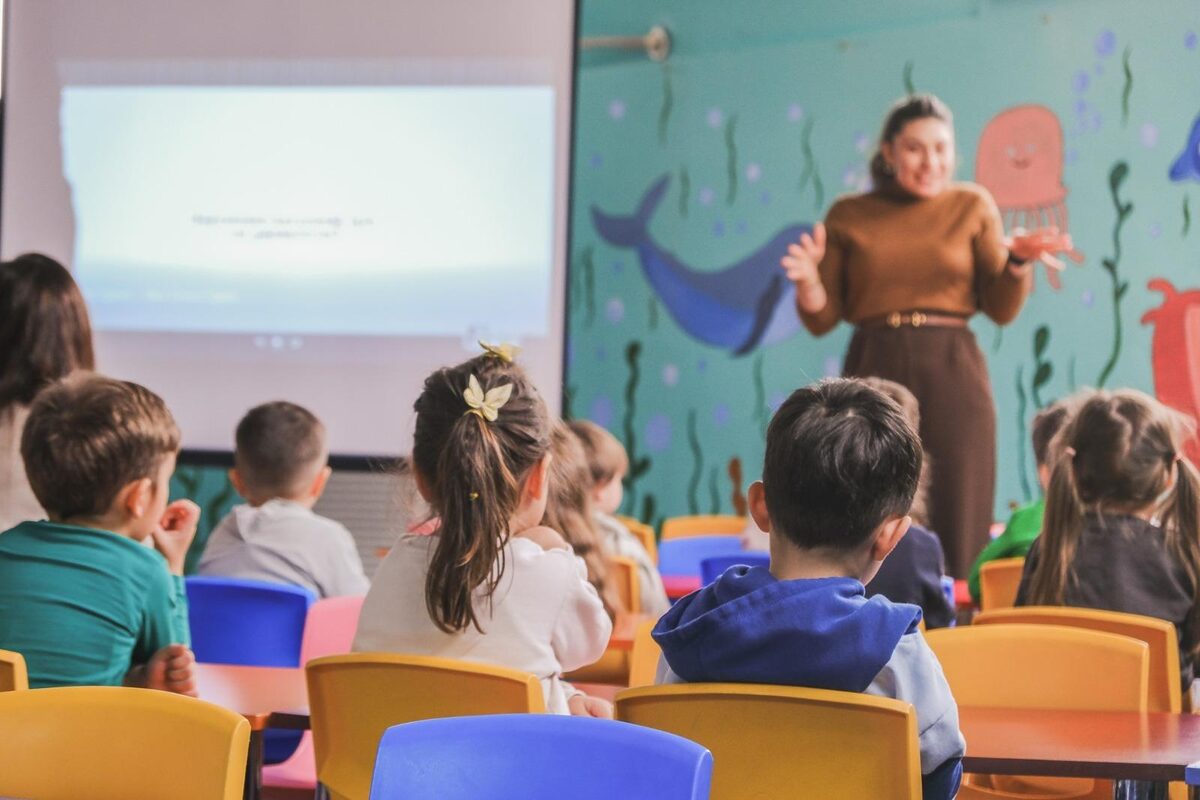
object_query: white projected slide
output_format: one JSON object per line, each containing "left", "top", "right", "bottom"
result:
{"left": 60, "top": 86, "right": 555, "bottom": 337}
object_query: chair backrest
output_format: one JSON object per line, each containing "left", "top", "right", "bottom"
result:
{"left": 924, "top": 624, "right": 1149, "bottom": 711}
{"left": 615, "top": 683, "right": 921, "bottom": 800}
{"left": 369, "top": 714, "right": 712, "bottom": 800}
{"left": 0, "top": 648, "right": 28, "bottom": 691}
{"left": 699, "top": 552, "right": 771, "bottom": 585}
{"left": 300, "top": 595, "right": 366, "bottom": 664}
{"left": 307, "top": 653, "right": 546, "bottom": 800}
{"left": 628, "top": 619, "right": 661, "bottom": 688}
{"left": 978, "top": 557, "right": 1025, "bottom": 611}
{"left": 616, "top": 515, "right": 658, "bottom": 564}
{"left": 610, "top": 555, "right": 641, "bottom": 616}
{"left": 0, "top": 686, "right": 249, "bottom": 800}
{"left": 657, "top": 535, "right": 744, "bottom": 578}
{"left": 974, "top": 607, "right": 1181, "bottom": 712}
{"left": 661, "top": 514, "right": 747, "bottom": 541}
{"left": 186, "top": 576, "right": 316, "bottom": 666}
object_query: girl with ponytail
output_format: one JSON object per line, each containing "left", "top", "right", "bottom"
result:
{"left": 1016, "top": 389, "right": 1200, "bottom": 690}
{"left": 354, "top": 350, "right": 613, "bottom": 716}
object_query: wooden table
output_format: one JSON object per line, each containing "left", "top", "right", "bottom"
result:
{"left": 195, "top": 663, "right": 309, "bottom": 800}
{"left": 960, "top": 706, "right": 1200, "bottom": 798}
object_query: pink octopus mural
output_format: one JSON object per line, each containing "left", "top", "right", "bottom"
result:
{"left": 1142, "top": 279, "right": 1200, "bottom": 466}
{"left": 976, "top": 104, "right": 1081, "bottom": 289}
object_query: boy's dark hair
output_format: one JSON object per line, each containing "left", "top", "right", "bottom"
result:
{"left": 21, "top": 373, "right": 180, "bottom": 519}
{"left": 235, "top": 401, "right": 327, "bottom": 497}
{"left": 763, "top": 378, "right": 922, "bottom": 550}
{"left": 1031, "top": 400, "right": 1072, "bottom": 466}
{"left": 567, "top": 419, "right": 629, "bottom": 486}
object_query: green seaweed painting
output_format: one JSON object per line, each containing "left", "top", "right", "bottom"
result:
{"left": 686, "top": 408, "right": 703, "bottom": 514}
{"left": 620, "top": 341, "right": 654, "bottom": 521}
{"left": 797, "top": 118, "right": 825, "bottom": 212}
{"left": 1097, "top": 161, "right": 1133, "bottom": 388}
{"left": 725, "top": 115, "right": 739, "bottom": 206}
{"left": 658, "top": 64, "right": 674, "bottom": 147}
{"left": 1013, "top": 365, "right": 1032, "bottom": 503}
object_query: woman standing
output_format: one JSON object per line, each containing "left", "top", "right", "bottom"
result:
{"left": 0, "top": 254, "right": 95, "bottom": 531}
{"left": 781, "top": 95, "right": 1072, "bottom": 578}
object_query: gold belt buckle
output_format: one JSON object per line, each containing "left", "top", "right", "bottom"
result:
{"left": 911, "top": 311, "right": 927, "bottom": 327}
{"left": 887, "top": 312, "right": 902, "bottom": 328}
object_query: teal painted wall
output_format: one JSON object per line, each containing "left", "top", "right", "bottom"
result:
{"left": 568, "top": 0, "right": 1200, "bottom": 531}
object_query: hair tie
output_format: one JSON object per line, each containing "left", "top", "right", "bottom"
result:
{"left": 468, "top": 491, "right": 479, "bottom": 502}
{"left": 463, "top": 374, "right": 513, "bottom": 422}
{"left": 479, "top": 340, "right": 519, "bottom": 364}
{"left": 1064, "top": 446, "right": 1077, "bottom": 458}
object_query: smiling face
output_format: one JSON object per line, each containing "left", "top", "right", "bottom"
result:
{"left": 974, "top": 104, "right": 1067, "bottom": 207}
{"left": 881, "top": 117, "right": 956, "bottom": 200}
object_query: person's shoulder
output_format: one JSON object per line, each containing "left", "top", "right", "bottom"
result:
{"left": 825, "top": 191, "right": 879, "bottom": 220}
{"left": 906, "top": 523, "right": 946, "bottom": 556}
{"left": 945, "top": 182, "right": 998, "bottom": 211}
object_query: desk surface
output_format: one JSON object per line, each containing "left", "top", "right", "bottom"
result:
{"left": 960, "top": 706, "right": 1200, "bottom": 783}
{"left": 195, "top": 663, "right": 309, "bottom": 730}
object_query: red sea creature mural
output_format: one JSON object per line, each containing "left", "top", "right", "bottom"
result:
{"left": 976, "top": 104, "right": 1082, "bottom": 289}
{"left": 1142, "top": 279, "right": 1200, "bottom": 465}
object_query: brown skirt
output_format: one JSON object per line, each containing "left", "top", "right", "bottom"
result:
{"left": 844, "top": 325, "right": 995, "bottom": 579}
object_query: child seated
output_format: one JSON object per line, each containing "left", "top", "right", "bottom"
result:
{"left": 568, "top": 419, "right": 670, "bottom": 616}
{"left": 0, "top": 374, "right": 197, "bottom": 692}
{"left": 199, "top": 401, "right": 368, "bottom": 598}
{"left": 654, "top": 379, "right": 964, "bottom": 799}
{"left": 969, "top": 398, "right": 1073, "bottom": 604}
{"left": 353, "top": 351, "right": 612, "bottom": 716}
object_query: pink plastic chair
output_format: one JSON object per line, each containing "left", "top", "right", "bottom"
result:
{"left": 262, "top": 595, "right": 365, "bottom": 792}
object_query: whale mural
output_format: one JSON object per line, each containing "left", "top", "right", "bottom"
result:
{"left": 1141, "top": 278, "right": 1200, "bottom": 465}
{"left": 591, "top": 175, "right": 812, "bottom": 356}
{"left": 1169, "top": 111, "right": 1200, "bottom": 182}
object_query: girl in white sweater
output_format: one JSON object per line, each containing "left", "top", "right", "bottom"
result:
{"left": 353, "top": 350, "right": 612, "bottom": 715}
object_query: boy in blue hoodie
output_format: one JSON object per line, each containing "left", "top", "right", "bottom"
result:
{"left": 653, "top": 378, "right": 964, "bottom": 799}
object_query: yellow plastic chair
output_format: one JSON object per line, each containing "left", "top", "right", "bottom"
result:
{"left": 975, "top": 606, "right": 1181, "bottom": 712}
{"left": 660, "top": 514, "right": 747, "bottom": 541}
{"left": 307, "top": 653, "right": 546, "bottom": 800}
{"left": 565, "top": 556, "right": 639, "bottom": 685}
{"left": 616, "top": 515, "right": 659, "bottom": 564}
{"left": 978, "top": 557, "right": 1025, "bottom": 611}
{"left": 616, "top": 683, "right": 921, "bottom": 799}
{"left": 0, "top": 685, "right": 249, "bottom": 800}
{"left": 0, "top": 648, "right": 28, "bottom": 691}
{"left": 627, "top": 618, "right": 661, "bottom": 688}
{"left": 926, "top": 624, "right": 1149, "bottom": 800}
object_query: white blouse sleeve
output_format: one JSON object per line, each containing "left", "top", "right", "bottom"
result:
{"left": 549, "top": 551, "right": 613, "bottom": 672}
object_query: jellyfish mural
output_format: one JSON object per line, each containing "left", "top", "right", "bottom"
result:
{"left": 976, "top": 105, "right": 1081, "bottom": 289}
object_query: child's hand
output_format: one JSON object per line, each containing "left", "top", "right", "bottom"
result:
{"left": 143, "top": 643, "right": 197, "bottom": 696}
{"left": 515, "top": 525, "right": 568, "bottom": 551}
{"left": 568, "top": 693, "right": 614, "bottom": 719}
{"left": 152, "top": 499, "right": 200, "bottom": 575}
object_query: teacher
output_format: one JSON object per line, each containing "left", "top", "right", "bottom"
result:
{"left": 781, "top": 94, "right": 1072, "bottom": 578}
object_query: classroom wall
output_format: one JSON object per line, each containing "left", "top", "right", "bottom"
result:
{"left": 569, "top": 0, "right": 1200, "bottom": 531}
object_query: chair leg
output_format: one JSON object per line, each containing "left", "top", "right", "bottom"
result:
{"left": 315, "top": 783, "right": 329, "bottom": 800}
{"left": 1114, "top": 780, "right": 1169, "bottom": 800}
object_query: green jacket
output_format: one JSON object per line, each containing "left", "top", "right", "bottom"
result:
{"left": 967, "top": 499, "right": 1044, "bottom": 604}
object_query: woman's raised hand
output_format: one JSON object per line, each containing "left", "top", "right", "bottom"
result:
{"left": 1006, "top": 226, "right": 1083, "bottom": 287}
{"left": 780, "top": 223, "right": 826, "bottom": 288}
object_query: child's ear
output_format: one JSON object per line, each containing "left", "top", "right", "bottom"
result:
{"left": 870, "top": 514, "right": 911, "bottom": 563}
{"left": 747, "top": 480, "right": 771, "bottom": 533}
{"left": 308, "top": 465, "right": 333, "bottom": 500}
{"left": 412, "top": 466, "right": 434, "bottom": 503}
{"left": 228, "top": 468, "right": 249, "bottom": 500}
{"left": 523, "top": 453, "right": 553, "bottom": 503}
{"left": 119, "top": 477, "right": 155, "bottom": 520}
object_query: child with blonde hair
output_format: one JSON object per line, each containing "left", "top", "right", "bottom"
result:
{"left": 354, "top": 351, "right": 612, "bottom": 715}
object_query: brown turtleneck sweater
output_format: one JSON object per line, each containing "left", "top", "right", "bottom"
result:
{"left": 799, "top": 183, "right": 1031, "bottom": 336}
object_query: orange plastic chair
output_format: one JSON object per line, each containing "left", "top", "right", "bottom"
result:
{"left": 307, "top": 653, "right": 545, "bottom": 800}
{"left": 627, "top": 618, "right": 661, "bottom": 688}
{"left": 926, "top": 624, "right": 1149, "bottom": 800}
{"left": 978, "top": 557, "right": 1025, "bottom": 611}
{"left": 0, "top": 648, "right": 28, "bottom": 691}
{"left": 974, "top": 606, "right": 1181, "bottom": 713}
{"left": 263, "top": 594, "right": 367, "bottom": 792}
{"left": 0, "top": 685, "right": 249, "bottom": 800}
{"left": 617, "top": 515, "right": 659, "bottom": 564}
{"left": 616, "top": 683, "right": 922, "bottom": 799}
{"left": 660, "top": 514, "right": 747, "bottom": 541}
{"left": 565, "top": 556, "right": 639, "bottom": 685}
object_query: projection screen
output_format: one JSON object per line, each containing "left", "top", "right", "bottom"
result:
{"left": 1, "top": 0, "right": 576, "bottom": 459}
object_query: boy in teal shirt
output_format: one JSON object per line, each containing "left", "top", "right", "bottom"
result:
{"left": 968, "top": 400, "right": 1072, "bottom": 604}
{"left": 0, "top": 374, "right": 198, "bottom": 692}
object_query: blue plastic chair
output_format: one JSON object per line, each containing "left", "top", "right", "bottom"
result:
{"left": 940, "top": 576, "right": 957, "bottom": 627}
{"left": 657, "top": 535, "right": 744, "bottom": 578}
{"left": 184, "top": 576, "right": 316, "bottom": 764}
{"left": 699, "top": 552, "right": 771, "bottom": 585}
{"left": 368, "top": 714, "right": 713, "bottom": 800}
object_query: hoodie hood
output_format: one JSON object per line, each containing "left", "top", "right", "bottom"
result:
{"left": 653, "top": 566, "right": 921, "bottom": 692}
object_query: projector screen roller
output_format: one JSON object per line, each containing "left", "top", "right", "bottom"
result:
{"left": 2, "top": 1, "right": 575, "bottom": 458}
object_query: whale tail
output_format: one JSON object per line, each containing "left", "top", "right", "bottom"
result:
{"left": 591, "top": 175, "right": 671, "bottom": 248}
{"left": 1169, "top": 115, "right": 1200, "bottom": 182}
